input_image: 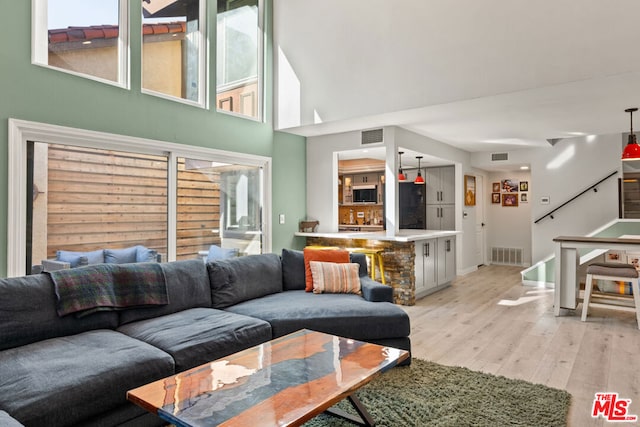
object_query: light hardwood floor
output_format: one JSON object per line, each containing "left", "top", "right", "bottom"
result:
{"left": 402, "top": 264, "right": 640, "bottom": 427}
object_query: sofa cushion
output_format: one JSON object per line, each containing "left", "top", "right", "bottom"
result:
{"left": 349, "top": 252, "right": 370, "bottom": 277}
{"left": 281, "top": 249, "right": 306, "bottom": 291}
{"left": 207, "top": 254, "right": 283, "bottom": 309}
{"left": 117, "top": 308, "right": 272, "bottom": 372}
{"left": 303, "top": 248, "right": 350, "bottom": 291}
{"left": 0, "top": 330, "right": 174, "bottom": 427}
{"left": 56, "top": 249, "right": 104, "bottom": 267}
{"left": 309, "top": 261, "right": 361, "bottom": 295}
{"left": 0, "top": 274, "right": 118, "bottom": 351}
{"left": 281, "top": 249, "right": 369, "bottom": 291}
{"left": 119, "top": 259, "right": 212, "bottom": 325}
{"left": 225, "top": 290, "right": 410, "bottom": 341}
{"left": 104, "top": 246, "right": 139, "bottom": 264}
{"left": 136, "top": 245, "right": 159, "bottom": 263}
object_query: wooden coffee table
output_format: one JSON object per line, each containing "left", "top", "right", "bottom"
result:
{"left": 127, "top": 329, "right": 409, "bottom": 426}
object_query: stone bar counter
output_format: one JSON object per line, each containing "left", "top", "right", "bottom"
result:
{"left": 294, "top": 230, "right": 460, "bottom": 306}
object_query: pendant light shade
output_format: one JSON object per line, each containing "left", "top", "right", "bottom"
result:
{"left": 414, "top": 156, "right": 425, "bottom": 184}
{"left": 622, "top": 108, "right": 640, "bottom": 161}
{"left": 398, "top": 151, "right": 407, "bottom": 181}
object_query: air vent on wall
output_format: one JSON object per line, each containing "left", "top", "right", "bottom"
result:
{"left": 491, "top": 152, "right": 509, "bottom": 161}
{"left": 491, "top": 247, "right": 523, "bottom": 266}
{"left": 361, "top": 128, "right": 384, "bottom": 145}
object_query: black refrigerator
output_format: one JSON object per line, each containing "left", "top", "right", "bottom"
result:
{"left": 399, "top": 182, "right": 426, "bottom": 229}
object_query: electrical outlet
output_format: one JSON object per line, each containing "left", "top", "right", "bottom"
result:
{"left": 279, "top": 214, "right": 285, "bottom": 224}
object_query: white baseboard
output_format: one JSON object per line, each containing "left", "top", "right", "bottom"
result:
{"left": 458, "top": 265, "right": 478, "bottom": 276}
{"left": 522, "top": 279, "right": 554, "bottom": 288}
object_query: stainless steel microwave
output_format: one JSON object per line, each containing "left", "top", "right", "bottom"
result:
{"left": 352, "top": 185, "right": 378, "bottom": 203}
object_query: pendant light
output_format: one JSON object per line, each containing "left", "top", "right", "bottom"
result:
{"left": 414, "top": 156, "right": 425, "bottom": 184}
{"left": 622, "top": 107, "right": 640, "bottom": 161}
{"left": 398, "top": 151, "right": 407, "bottom": 181}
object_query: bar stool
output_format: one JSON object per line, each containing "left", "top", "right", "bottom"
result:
{"left": 346, "top": 248, "right": 386, "bottom": 284}
{"left": 581, "top": 262, "right": 640, "bottom": 329}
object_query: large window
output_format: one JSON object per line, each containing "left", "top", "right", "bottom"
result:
{"left": 9, "top": 120, "right": 271, "bottom": 276}
{"left": 142, "top": 0, "right": 207, "bottom": 106}
{"left": 178, "top": 159, "right": 263, "bottom": 257}
{"left": 216, "top": 0, "right": 263, "bottom": 120}
{"left": 32, "top": 0, "right": 129, "bottom": 87}
{"left": 27, "top": 143, "right": 169, "bottom": 268}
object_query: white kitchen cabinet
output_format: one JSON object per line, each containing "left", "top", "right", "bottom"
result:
{"left": 425, "top": 166, "right": 454, "bottom": 205}
{"left": 414, "top": 236, "right": 456, "bottom": 298}
{"left": 425, "top": 166, "right": 455, "bottom": 230}
{"left": 353, "top": 173, "right": 379, "bottom": 184}
{"left": 437, "top": 236, "right": 456, "bottom": 284}
{"left": 426, "top": 204, "right": 455, "bottom": 230}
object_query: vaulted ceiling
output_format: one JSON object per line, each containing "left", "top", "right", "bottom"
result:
{"left": 273, "top": 0, "right": 640, "bottom": 153}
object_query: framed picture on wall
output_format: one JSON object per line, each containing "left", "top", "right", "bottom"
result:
{"left": 606, "top": 250, "right": 625, "bottom": 263}
{"left": 464, "top": 175, "right": 476, "bottom": 206}
{"left": 492, "top": 182, "right": 500, "bottom": 192}
{"left": 502, "top": 193, "right": 518, "bottom": 207}
{"left": 501, "top": 179, "right": 519, "bottom": 192}
{"left": 626, "top": 252, "right": 640, "bottom": 270}
{"left": 520, "top": 193, "right": 528, "bottom": 203}
{"left": 492, "top": 193, "right": 500, "bottom": 204}
{"left": 520, "top": 181, "right": 529, "bottom": 192}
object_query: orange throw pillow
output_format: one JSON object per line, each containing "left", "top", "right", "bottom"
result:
{"left": 303, "top": 248, "right": 350, "bottom": 292}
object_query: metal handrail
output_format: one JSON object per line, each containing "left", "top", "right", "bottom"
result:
{"left": 534, "top": 170, "right": 618, "bottom": 224}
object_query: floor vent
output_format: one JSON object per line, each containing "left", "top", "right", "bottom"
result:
{"left": 491, "top": 247, "right": 523, "bottom": 266}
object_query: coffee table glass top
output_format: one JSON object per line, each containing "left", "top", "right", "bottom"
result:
{"left": 127, "top": 329, "right": 409, "bottom": 427}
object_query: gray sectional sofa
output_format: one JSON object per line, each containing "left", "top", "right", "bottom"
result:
{"left": 0, "top": 249, "right": 410, "bottom": 427}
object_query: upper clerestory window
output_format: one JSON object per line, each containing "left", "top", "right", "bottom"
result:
{"left": 216, "top": 0, "right": 263, "bottom": 121}
{"left": 141, "top": 0, "right": 207, "bottom": 107}
{"left": 32, "top": 0, "right": 130, "bottom": 88}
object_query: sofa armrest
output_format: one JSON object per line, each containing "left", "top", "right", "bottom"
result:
{"left": 41, "top": 259, "right": 71, "bottom": 272}
{"left": 360, "top": 276, "right": 393, "bottom": 302}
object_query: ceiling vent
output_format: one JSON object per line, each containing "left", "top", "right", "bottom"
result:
{"left": 361, "top": 128, "right": 384, "bottom": 146}
{"left": 491, "top": 152, "right": 509, "bottom": 161}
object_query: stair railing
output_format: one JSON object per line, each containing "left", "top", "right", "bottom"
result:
{"left": 534, "top": 171, "right": 618, "bottom": 224}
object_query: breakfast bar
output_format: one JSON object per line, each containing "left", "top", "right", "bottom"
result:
{"left": 295, "top": 230, "right": 460, "bottom": 305}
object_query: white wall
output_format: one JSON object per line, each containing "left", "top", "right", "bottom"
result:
{"left": 394, "top": 128, "right": 480, "bottom": 274}
{"left": 472, "top": 133, "right": 623, "bottom": 264}
{"left": 528, "top": 134, "right": 621, "bottom": 261}
{"left": 485, "top": 171, "right": 532, "bottom": 265}
{"left": 306, "top": 126, "right": 481, "bottom": 275}
{"left": 274, "top": 0, "right": 640, "bottom": 133}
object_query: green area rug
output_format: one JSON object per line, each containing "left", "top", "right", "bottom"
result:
{"left": 304, "top": 358, "right": 571, "bottom": 427}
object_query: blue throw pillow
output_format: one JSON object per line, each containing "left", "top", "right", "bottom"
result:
{"left": 206, "top": 245, "right": 239, "bottom": 262}
{"left": 136, "top": 246, "right": 158, "bottom": 262}
{"left": 104, "top": 246, "right": 138, "bottom": 264}
{"left": 56, "top": 249, "right": 104, "bottom": 267}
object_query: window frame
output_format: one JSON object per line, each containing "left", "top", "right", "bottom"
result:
{"left": 7, "top": 118, "right": 272, "bottom": 277}
{"left": 215, "top": 0, "right": 265, "bottom": 122}
{"left": 31, "top": 0, "right": 130, "bottom": 89}
{"left": 141, "top": 0, "right": 208, "bottom": 108}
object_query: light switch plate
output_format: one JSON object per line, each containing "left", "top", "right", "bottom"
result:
{"left": 279, "top": 214, "right": 285, "bottom": 224}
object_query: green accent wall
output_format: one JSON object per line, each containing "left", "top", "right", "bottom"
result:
{"left": 0, "top": 1, "right": 306, "bottom": 276}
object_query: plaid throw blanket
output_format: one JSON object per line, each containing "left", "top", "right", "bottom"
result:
{"left": 49, "top": 263, "right": 168, "bottom": 317}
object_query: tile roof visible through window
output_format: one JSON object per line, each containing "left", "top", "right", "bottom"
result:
{"left": 48, "top": 23, "right": 187, "bottom": 44}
